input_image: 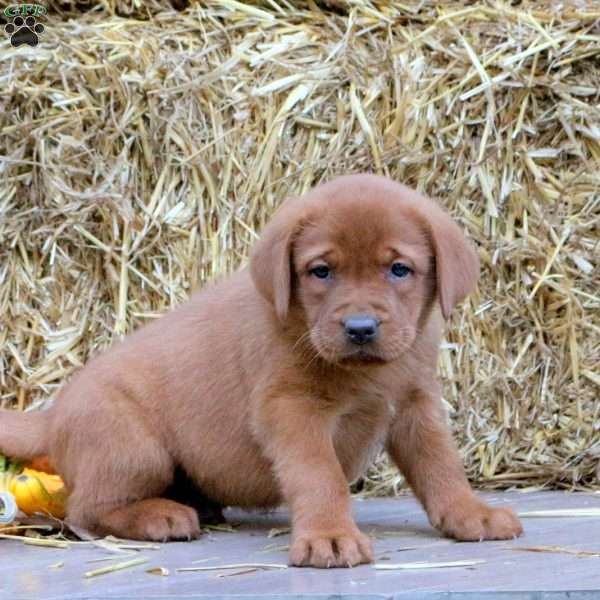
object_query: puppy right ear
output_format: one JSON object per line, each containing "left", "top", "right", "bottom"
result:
{"left": 250, "top": 198, "right": 303, "bottom": 321}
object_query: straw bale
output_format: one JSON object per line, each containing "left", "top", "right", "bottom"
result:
{"left": 0, "top": 1, "right": 598, "bottom": 494}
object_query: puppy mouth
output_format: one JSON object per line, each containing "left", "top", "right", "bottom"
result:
{"left": 337, "top": 349, "right": 387, "bottom": 366}
{"left": 310, "top": 331, "right": 391, "bottom": 366}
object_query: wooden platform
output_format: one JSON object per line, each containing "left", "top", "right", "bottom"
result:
{"left": 1, "top": 491, "right": 600, "bottom": 599}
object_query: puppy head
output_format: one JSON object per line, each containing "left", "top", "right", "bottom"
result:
{"left": 250, "top": 175, "right": 479, "bottom": 366}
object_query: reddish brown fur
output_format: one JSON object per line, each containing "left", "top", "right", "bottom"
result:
{"left": 0, "top": 174, "right": 522, "bottom": 567}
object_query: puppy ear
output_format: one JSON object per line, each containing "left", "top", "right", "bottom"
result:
{"left": 421, "top": 201, "right": 480, "bottom": 320}
{"left": 250, "top": 198, "right": 303, "bottom": 321}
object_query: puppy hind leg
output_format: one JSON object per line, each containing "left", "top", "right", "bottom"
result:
{"left": 164, "top": 466, "right": 226, "bottom": 525}
{"left": 65, "top": 438, "right": 200, "bottom": 541}
{"left": 93, "top": 498, "right": 201, "bottom": 541}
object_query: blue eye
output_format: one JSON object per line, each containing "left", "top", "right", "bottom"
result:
{"left": 391, "top": 263, "right": 412, "bottom": 278}
{"left": 310, "top": 265, "right": 331, "bottom": 279}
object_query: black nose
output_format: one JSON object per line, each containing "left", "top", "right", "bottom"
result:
{"left": 344, "top": 315, "right": 379, "bottom": 345}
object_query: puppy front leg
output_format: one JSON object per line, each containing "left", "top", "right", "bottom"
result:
{"left": 257, "top": 396, "right": 373, "bottom": 568}
{"left": 386, "top": 389, "right": 523, "bottom": 541}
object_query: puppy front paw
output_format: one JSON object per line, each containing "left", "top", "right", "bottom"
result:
{"left": 289, "top": 526, "right": 373, "bottom": 568}
{"left": 430, "top": 497, "right": 523, "bottom": 541}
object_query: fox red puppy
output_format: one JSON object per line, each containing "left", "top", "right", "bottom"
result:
{"left": 0, "top": 174, "right": 522, "bottom": 568}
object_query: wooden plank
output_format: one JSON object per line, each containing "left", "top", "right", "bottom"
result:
{"left": 0, "top": 492, "right": 599, "bottom": 599}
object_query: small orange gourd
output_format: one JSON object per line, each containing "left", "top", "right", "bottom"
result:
{"left": 1, "top": 455, "right": 67, "bottom": 520}
{"left": 9, "top": 472, "right": 66, "bottom": 518}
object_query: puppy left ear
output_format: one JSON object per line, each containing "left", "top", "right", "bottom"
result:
{"left": 421, "top": 201, "right": 480, "bottom": 320}
{"left": 250, "top": 198, "right": 304, "bottom": 321}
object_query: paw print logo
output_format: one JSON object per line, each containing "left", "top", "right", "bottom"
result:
{"left": 5, "top": 15, "right": 44, "bottom": 47}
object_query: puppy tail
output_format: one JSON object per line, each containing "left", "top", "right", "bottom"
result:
{"left": 0, "top": 409, "right": 51, "bottom": 460}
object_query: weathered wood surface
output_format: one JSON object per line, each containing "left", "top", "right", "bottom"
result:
{"left": 1, "top": 491, "right": 599, "bottom": 600}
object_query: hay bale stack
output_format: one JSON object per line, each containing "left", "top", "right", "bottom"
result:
{"left": 1, "top": 1, "right": 598, "bottom": 492}
{"left": 51, "top": 0, "right": 183, "bottom": 17}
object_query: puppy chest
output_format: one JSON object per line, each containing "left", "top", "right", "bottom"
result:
{"left": 332, "top": 402, "right": 391, "bottom": 482}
